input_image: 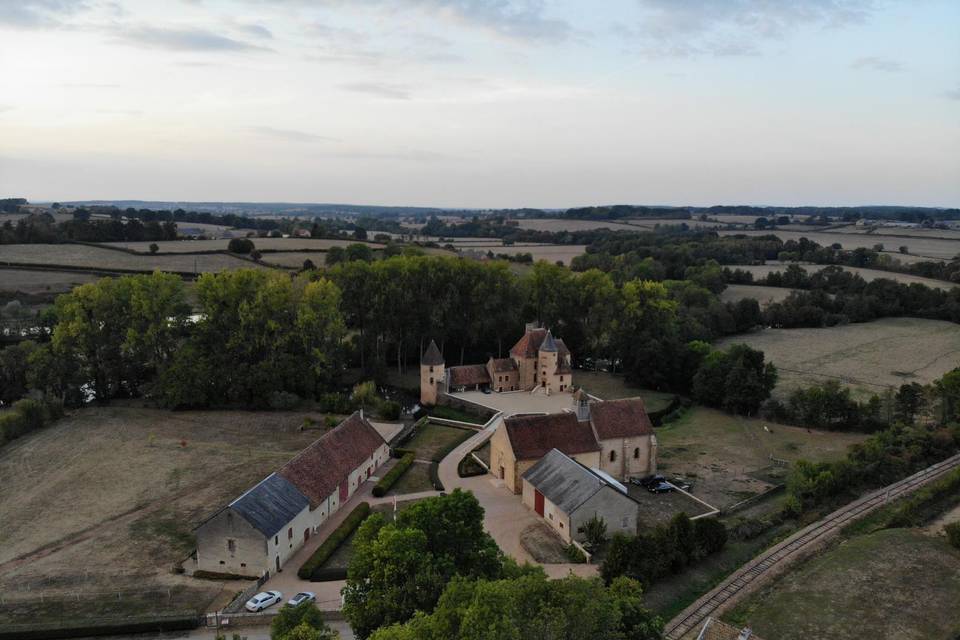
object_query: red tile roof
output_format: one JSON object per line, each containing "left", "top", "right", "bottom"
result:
{"left": 510, "top": 328, "right": 547, "bottom": 358}
{"left": 590, "top": 398, "right": 654, "bottom": 440}
{"left": 504, "top": 412, "right": 600, "bottom": 460}
{"left": 447, "top": 364, "right": 491, "bottom": 387}
{"left": 489, "top": 357, "right": 518, "bottom": 372}
{"left": 278, "top": 412, "right": 385, "bottom": 508}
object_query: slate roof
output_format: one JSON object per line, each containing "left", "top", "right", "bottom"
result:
{"left": 447, "top": 364, "right": 491, "bottom": 387}
{"left": 504, "top": 412, "right": 600, "bottom": 460}
{"left": 489, "top": 357, "right": 518, "bottom": 373}
{"left": 522, "top": 448, "right": 629, "bottom": 514}
{"left": 540, "top": 330, "right": 558, "bottom": 352}
{"left": 421, "top": 340, "right": 444, "bottom": 366}
{"left": 278, "top": 412, "right": 386, "bottom": 508}
{"left": 230, "top": 472, "right": 309, "bottom": 538}
{"left": 590, "top": 397, "right": 654, "bottom": 439}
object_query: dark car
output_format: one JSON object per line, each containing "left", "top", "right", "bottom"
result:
{"left": 638, "top": 474, "right": 666, "bottom": 488}
{"left": 647, "top": 482, "right": 674, "bottom": 494}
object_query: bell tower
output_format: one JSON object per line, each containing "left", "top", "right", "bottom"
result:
{"left": 420, "top": 339, "right": 445, "bottom": 406}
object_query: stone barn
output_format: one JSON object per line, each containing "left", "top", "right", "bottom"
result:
{"left": 194, "top": 411, "right": 389, "bottom": 577}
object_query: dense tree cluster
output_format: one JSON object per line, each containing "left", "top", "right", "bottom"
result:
{"left": 691, "top": 344, "right": 778, "bottom": 415}
{"left": 600, "top": 513, "right": 727, "bottom": 587}
{"left": 0, "top": 211, "right": 177, "bottom": 244}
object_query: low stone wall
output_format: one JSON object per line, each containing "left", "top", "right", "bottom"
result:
{"left": 437, "top": 392, "right": 496, "bottom": 420}
{"left": 222, "top": 574, "right": 269, "bottom": 614}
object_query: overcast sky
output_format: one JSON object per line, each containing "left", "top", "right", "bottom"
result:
{"left": 0, "top": 0, "right": 958, "bottom": 208}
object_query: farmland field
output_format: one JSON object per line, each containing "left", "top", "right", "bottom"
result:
{"left": 655, "top": 406, "right": 866, "bottom": 510}
{"left": 718, "top": 228, "right": 959, "bottom": 261}
{"left": 460, "top": 243, "right": 587, "bottom": 265}
{"left": 720, "top": 284, "right": 797, "bottom": 306}
{"left": 727, "top": 528, "right": 960, "bottom": 640}
{"left": 513, "top": 218, "right": 648, "bottom": 232}
{"left": 832, "top": 225, "right": 960, "bottom": 241}
{"left": 729, "top": 263, "right": 955, "bottom": 290}
{"left": 0, "top": 268, "right": 100, "bottom": 295}
{"left": 103, "top": 237, "right": 384, "bottom": 253}
{"left": 0, "top": 405, "right": 330, "bottom": 611}
{"left": 716, "top": 317, "right": 960, "bottom": 398}
{"left": 0, "top": 243, "right": 266, "bottom": 273}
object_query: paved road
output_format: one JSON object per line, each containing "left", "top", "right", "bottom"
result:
{"left": 664, "top": 452, "right": 960, "bottom": 639}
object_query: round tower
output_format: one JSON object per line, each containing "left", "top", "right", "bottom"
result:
{"left": 537, "top": 330, "right": 559, "bottom": 394}
{"left": 420, "top": 339, "right": 445, "bottom": 406}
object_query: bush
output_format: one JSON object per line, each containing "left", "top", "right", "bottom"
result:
{"left": 379, "top": 400, "right": 402, "bottom": 421}
{"left": 268, "top": 391, "right": 300, "bottom": 411}
{"left": 298, "top": 502, "right": 371, "bottom": 580}
{"left": 0, "top": 398, "right": 60, "bottom": 447}
{"left": 227, "top": 237, "right": 254, "bottom": 254}
{"left": 564, "top": 543, "right": 587, "bottom": 563}
{"left": 324, "top": 415, "right": 340, "bottom": 429}
{"left": 430, "top": 461, "right": 444, "bottom": 491}
{"left": 372, "top": 453, "right": 414, "bottom": 497}
{"left": 946, "top": 522, "right": 960, "bottom": 550}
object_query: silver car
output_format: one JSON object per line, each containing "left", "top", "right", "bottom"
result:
{"left": 245, "top": 590, "right": 282, "bottom": 612}
{"left": 287, "top": 591, "right": 317, "bottom": 607}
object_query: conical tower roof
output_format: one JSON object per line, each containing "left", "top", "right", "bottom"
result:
{"left": 540, "top": 330, "right": 558, "bottom": 353}
{"left": 421, "top": 339, "right": 444, "bottom": 365}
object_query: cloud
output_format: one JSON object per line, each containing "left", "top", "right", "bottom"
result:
{"left": 0, "top": 105, "right": 14, "bottom": 113}
{"left": 944, "top": 87, "right": 960, "bottom": 101}
{"left": 0, "top": 0, "right": 89, "bottom": 29}
{"left": 114, "top": 26, "right": 271, "bottom": 52}
{"left": 319, "top": 0, "right": 572, "bottom": 42}
{"left": 249, "top": 126, "right": 340, "bottom": 143}
{"left": 340, "top": 82, "right": 413, "bottom": 99}
{"left": 61, "top": 82, "right": 122, "bottom": 89}
{"left": 851, "top": 56, "right": 903, "bottom": 72}
{"left": 620, "top": 0, "right": 876, "bottom": 57}
{"left": 238, "top": 23, "right": 272, "bottom": 39}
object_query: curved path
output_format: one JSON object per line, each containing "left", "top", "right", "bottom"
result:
{"left": 664, "top": 452, "right": 960, "bottom": 639}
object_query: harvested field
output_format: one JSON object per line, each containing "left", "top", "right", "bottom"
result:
{"left": 716, "top": 317, "right": 960, "bottom": 398}
{"left": 718, "top": 228, "right": 959, "bottom": 261}
{"left": 719, "top": 284, "right": 797, "bottom": 306}
{"left": 0, "top": 405, "right": 329, "bottom": 606}
{"left": 729, "top": 263, "right": 955, "bottom": 290}
{"left": 833, "top": 225, "right": 960, "bottom": 241}
{"left": 0, "top": 268, "right": 99, "bottom": 295}
{"left": 0, "top": 243, "right": 265, "bottom": 273}
{"left": 103, "top": 238, "right": 384, "bottom": 253}
{"left": 655, "top": 407, "right": 866, "bottom": 510}
{"left": 460, "top": 244, "right": 587, "bottom": 265}
{"left": 513, "top": 218, "right": 647, "bottom": 233}
{"left": 574, "top": 371, "right": 675, "bottom": 411}
{"left": 729, "top": 528, "right": 960, "bottom": 640}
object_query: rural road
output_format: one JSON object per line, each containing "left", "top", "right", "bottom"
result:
{"left": 664, "top": 452, "right": 960, "bottom": 639}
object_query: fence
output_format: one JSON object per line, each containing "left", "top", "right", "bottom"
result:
{"left": 222, "top": 573, "right": 270, "bottom": 614}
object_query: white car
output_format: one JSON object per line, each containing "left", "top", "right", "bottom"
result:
{"left": 245, "top": 590, "right": 282, "bottom": 612}
{"left": 287, "top": 592, "right": 317, "bottom": 607}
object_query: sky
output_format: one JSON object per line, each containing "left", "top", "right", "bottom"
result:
{"left": 0, "top": 0, "right": 958, "bottom": 209}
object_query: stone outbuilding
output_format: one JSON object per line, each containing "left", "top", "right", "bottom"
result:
{"left": 194, "top": 411, "right": 389, "bottom": 577}
{"left": 521, "top": 448, "right": 641, "bottom": 544}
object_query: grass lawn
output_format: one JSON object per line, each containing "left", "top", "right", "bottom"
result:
{"left": 427, "top": 404, "right": 487, "bottom": 424}
{"left": 655, "top": 406, "right": 867, "bottom": 511}
{"left": 386, "top": 461, "right": 435, "bottom": 495}
{"left": 726, "top": 528, "right": 960, "bottom": 640}
{"left": 574, "top": 371, "right": 675, "bottom": 411}
{"left": 404, "top": 422, "right": 476, "bottom": 461}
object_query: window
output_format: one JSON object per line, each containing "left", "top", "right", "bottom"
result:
{"left": 429, "top": 366, "right": 434, "bottom": 373}
{"left": 288, "top": 527, "right": 293, "bottom": 540}
{"left": 633, "top": 447, "right": 640, "bottom": 459}
{"left": 609, "top": 450, "right": 616, "bottom": 462}
{"left": 560, "top": 376, "right": 563, "bottom": 382}
{"left": 548, "top": 513, "right": 553, "bottom": 520}
{"left": 219, "top": 560, "right": 225, "bottom": 565}
{"left": 622, "top": 516, "right": 629, "bottom": 528}
{"left": 429, "top": 377, "right": 434, "bottom": 384}
{"left": 274, "top": 535, "right": 278, "bottom": 545}
{"left": 559, "top": 522, "right": 564, "bottom": 529}
{"left": 240, "top": 563, "right": 246, "bottom": 568}
{"left": 227, "top": 539, "right": 235, "bottom": 554}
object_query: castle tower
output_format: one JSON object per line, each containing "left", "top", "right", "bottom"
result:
{"left": 420, "top": 340, "right": 445, "bottom": 406}
{"left": 537, "top": 330, "right": 559, "bottom": 394}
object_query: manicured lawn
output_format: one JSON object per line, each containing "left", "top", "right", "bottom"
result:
{"left": 404, "top": 422, "right": 475, "bottom": 461}
{"left": 386, "top": 461, "right": 435, "bottom": 495}
{"left": 574, "top": 371, "right": 675, "bottom": 411}
{"left": 726, "top": 528, "right": 960, "bottom": 640}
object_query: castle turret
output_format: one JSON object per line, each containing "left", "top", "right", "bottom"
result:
{"left": 420, "top": 340, "right": 444, "bottom": 406}
{"left": 537, "top": 330, "right": 559, "bottom": 394}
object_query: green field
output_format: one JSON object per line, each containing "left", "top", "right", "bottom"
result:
{"left": 386, "top": 461, "right": 434, "bottom": 495}
{"left": 403, "top": 423, "right": 475, "bottom": 461}
{"left": 574, "top": 371, "right": 675, "bottom": 411}
{"left": 727, "top": 528, "right": 960, "bottom": 640}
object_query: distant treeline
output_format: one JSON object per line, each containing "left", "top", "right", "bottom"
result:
{"left": 0, "top": 211, "right": 177, "bottom": 244}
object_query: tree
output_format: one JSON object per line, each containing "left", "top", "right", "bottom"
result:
{"left": 895, "top": 382, "right": 925, "bottom": 423}
{"left": 228, "top": 237, "right": 255, "bottom": 254}
{"left": 343, "top": 490, "right": 503, "bottom": 638}
{"left": 149, "top": 242, "right": 159, "bottom": 254}
{"left": 0, "top": 341, "right": 38, "bottom": 405}
{"left": 692, "top": 344, "right": 777, "bottom": 415}
{"left": 354, "top": 227, "right": 368, "bottom": 240}
{"left": 271, "top": 602, "right": 338, "bottom": 640}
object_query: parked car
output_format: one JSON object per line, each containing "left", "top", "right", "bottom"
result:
{"left": 638, "top": 474, "right": 666, "bottom": 488}
{"left": 647, "top": 481, "right": 674, "bottom": 494}
{"left": 481, "top": 386, "right": 492, "bottom": 394}
{"left": 245, "top": 591, "right": 283, "bottom": 612}
{"left": 287, "top": 592, "right": 316, "bottom": 607}
{"left": 670, "top": 477, "right": 693, "bottom": 491}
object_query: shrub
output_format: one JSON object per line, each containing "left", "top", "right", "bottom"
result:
{"left": 0, "top": 398, "right": 60, "bottom": 447}
{"left": 324, "top": 415, "right": 340, "bottom": 429}
{"left": 564, "top": 543, "right": 587, "bottom": 563}
{"left": 379, "top": 400, "right": 402, "bottom": 421}
{"left": 372, "top": 453, "right": 414, "bottom": 497}
{"left": 429, "top": 461, "right": 444, "bottom": 491}
{"left": 298, "top": 502, "right": 371, "bottom": 580}
{"left": 578, "top": 515, "right": 608, "bottom": 552}
{"left": 945, "top": 522, "right": 960, "bottom": 550}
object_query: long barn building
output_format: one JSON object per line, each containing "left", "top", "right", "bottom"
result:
{"left": 194, "top": 412, "right": 389, "bottom": 577}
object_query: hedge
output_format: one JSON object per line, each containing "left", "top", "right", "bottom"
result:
{"left": 0, "top": 615, "right": 198, "bottom": 640}
{"left": 298, "top": 502, "right": 371, "bottom": 580}
{"left": 373, "top": 453, "right": 414, "bottom": 497}
{"left": 430, "top": 461, "right": 444, "bottom": 491}
{"left": 192, "top": 569, "right": 257, "bottom": 581}
{"left": 0, "top": 398, "right": 63, "bottom": 448}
